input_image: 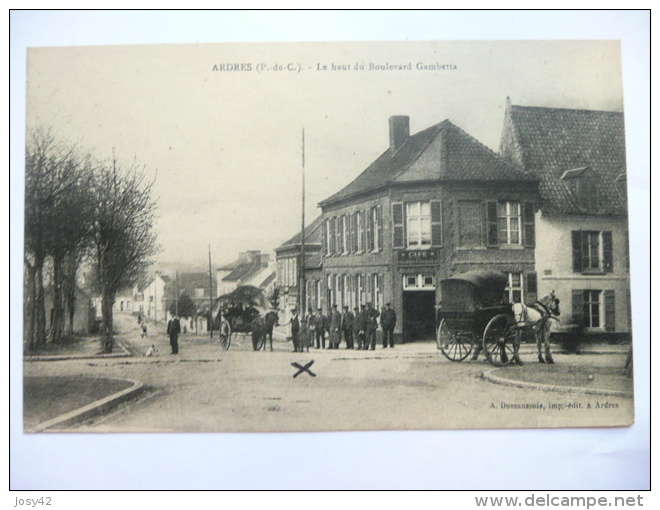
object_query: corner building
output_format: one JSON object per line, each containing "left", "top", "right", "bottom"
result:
{"left": 318, "top": 116, "right": 539, "bottom": 342}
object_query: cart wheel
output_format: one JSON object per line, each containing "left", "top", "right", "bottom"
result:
{"left": 220, "top": 323, "right": 232, "bottom": 351}
{"left": 438, "top": 319, "right": 473, "bottom": 361}
{"left": 483, "top": 314, "right": 519, "bottom": 367}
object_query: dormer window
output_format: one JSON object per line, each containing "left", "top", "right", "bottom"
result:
{"left": 561, "top": 167, "right": 597, "bottom": 211}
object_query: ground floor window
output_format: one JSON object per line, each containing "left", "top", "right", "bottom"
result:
{"left": 505, "top": 273, "right": 523, "bottom": 303}
{"left": 583, "top": 290, "right": 602, "bottom": 329}
{"left": 402, "top": 274, "right": 436, "bottom": 290}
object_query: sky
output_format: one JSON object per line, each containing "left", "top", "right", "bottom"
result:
{"left": 24, "top": 38, "right": 626, "bottom": 270}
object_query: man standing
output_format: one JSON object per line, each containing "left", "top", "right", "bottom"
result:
{"left": 167, "top": 314, "right": 181, "bottom": 355}
{"left": 356, "top": 305, "right": 367, "bottom": 349}
{"left": 381, "top": 302, "right": 397, "bottom": 348}
{"left": 290, "top": 308, "right": 301, "bottom": 353}
{"left": 365, "top": 302, "right": 380, "bottom": 351}
{"left": 315, "top": 307, "right": 327, "bottom": 349}
{"left": 342, "top": 305, "right": 355, "bottom": 349}
{"left": 328, "top": 304, "right": 342, "bottom": 349}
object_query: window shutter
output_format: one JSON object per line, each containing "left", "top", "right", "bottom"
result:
{"left": 364, "top": 273, "right": 371, "bottom": 303}
{"left": 367, "top": 208, "right": 374, "bottom": 252}
{"left": 360, "top": 210, "right": 366, "bottom": 252}
{"left": 323, "top": 219, "right": 328, "bottom": 255}
{"left": 327, "top": 218, "right": 333, "bottom": 255}
{"left": 336, "top": 216, "right": 342, "bottom": 254}
{"left": 523, "top": 202, "right": 535, "bottom": 247}
{"left": 431, "top": 200, "right": 442, "bottom": 247}
{"left": 604, "top": 290, "right": 615, "bottom": 332}
{"left": 392, "top": 202, "right": 405, "bottom": 249}
{"left": 572, "top": 289, "right": 585, "bottom": 327}
{"left": 378, "top": 274, "right": 384, "bottom": 308}
{"left": 572, "top": 231, "right": 583, "bottom": 272}
{"left": 377, "top": 206, "right": 383, "bottom": 251}
{"left": 526, "top": 272, "right": 538, "bottom": 304}
{"left": 486, "top": 201, "right": 498, "bottom": 246}
{"left": 349, "top": 213, "right": 356, "bottom": 253}
{"left": 602, "top": 231, "right": 613, "bottom": 273}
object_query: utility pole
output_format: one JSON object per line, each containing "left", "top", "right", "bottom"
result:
{"left": 208, "top": 245, "right": 213, "bottom": 339}
{"left": 174, "top": 271, "right": 179, "bottom": 317}
{"left": 299, "top": 128, "right": 306, "bottom": 315}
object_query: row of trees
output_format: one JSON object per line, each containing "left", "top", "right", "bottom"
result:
{"left": 24, "top": 127, "right": 159, "bottom": 353}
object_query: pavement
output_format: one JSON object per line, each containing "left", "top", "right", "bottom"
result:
{"left": 22, "top": 312, "right": 633, "bottom": 432}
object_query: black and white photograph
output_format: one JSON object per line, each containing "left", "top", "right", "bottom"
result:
{"left": 20, "top": 38, "right": 635, "bottom": 433}
{"left": 10, "top": 10, "right": 649, "bottom": 492}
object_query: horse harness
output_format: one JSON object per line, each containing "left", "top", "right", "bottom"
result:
{"left": 516, "top": 300, "right": 558, "bottom": 331}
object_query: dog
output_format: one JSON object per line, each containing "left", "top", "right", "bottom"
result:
{"left": 145, "top": 344, "right": 159, "bottom": 357}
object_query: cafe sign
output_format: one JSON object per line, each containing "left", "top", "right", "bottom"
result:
{"left": 398, "top": 249, "right": 439, "bottom": 263}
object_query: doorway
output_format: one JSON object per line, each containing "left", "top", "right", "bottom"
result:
{"left": 402, "top": 290, "right": 436, "bottom": 342}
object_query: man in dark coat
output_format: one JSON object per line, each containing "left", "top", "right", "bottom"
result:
{"left": 328, "top": 304, "right": 342, "bottom": 349}
{"left": 315, "top": 307, "right": 327, "bottom": 349}
{"left": 251, "top": 315, "right": 265, "bottom": 351}
{"left": 381, "top": 302, "right": 397, "bottom": 348}
{"left": 290, "top": 308, "right": 301, "bottom": 353}
{"left": 341, "top": 305, "right": 355, "bottom": 349}
{"left": 167, "top": 314, "right": 181, "bottom": 354}
{"left": 355, "top": 305, "right": 366, "bottom": 350}
{"left": 365, "top": 302, "right": 380, "bottom": 351}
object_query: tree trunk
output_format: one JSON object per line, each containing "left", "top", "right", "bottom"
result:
{"left": 63, "top": 253, "right": 78, "bottom": 337}
{"left": 50, "top": 255, "right": 65, "bottom": 344}
{"left": 101, "top": 288, "right": 115, "bottom": 353}
{"left": 24, "top": 263, "right": 36, "bottom": 350}
{"left": 34, "top": 259, "right": 47, "bottom": 347}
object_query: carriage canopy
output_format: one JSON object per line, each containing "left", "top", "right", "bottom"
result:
{"left": 439, "top": 270, "right": 508, "bottom": 313}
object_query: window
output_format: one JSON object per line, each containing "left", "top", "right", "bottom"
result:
{"left": 336, "top": 216, "right": 343, "bottom": 255}
{"left": 342, "top": 215, "right": 349, "bottom": 254}
{"left": 356, "top": 211, "right": 364, "bottom": 252}
{"left": 505, "top": 273, "right": 523, "bottom": 303}
{"left": 406, "top": 202, "right": 432, "bottom": 247}
{"left": 572, "top": 289, "right": 615, "bottom": 332}
{"left": 498, "top": 201, "right": 521, "bottom": 245}
{"left": 315, "top": 280, "right": 322, "bottom": 311}
{"left": 487, "top": 201, "right": 535, "bottom": 247}
{"left": 392, "top": 201, "right": 442, "bottom": 249}
{"left": 572, "top": 231, "right": 613, "bottom": 273}
{"left": 403, "top": 274, "right": 436, "bottom": 290}
{"left": 372, "top": 274, "right": 383, "bottom": 309}
{"left": 583, "top": 290, "right": 602, "bottom": 328}
{"left": 194, "top": 287, "right": 205, "bottom": 298}
{"left": 356, "top": 274, "right": 363, "bottom": 305}
{"left": 327, "top": 274, "right": 334, "bottom": 308}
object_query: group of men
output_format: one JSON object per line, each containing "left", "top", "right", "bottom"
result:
{"left": 289, "top": 302, "right": 397, "bottom": 353}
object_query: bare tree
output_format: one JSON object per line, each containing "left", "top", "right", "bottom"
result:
{"left": 90, "top": 155, "right": 159, "bottom": 353}
{"left": 24, "top": 128, "right": 92, "bottom": 349}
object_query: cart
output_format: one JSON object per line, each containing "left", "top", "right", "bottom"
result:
{"left": 436, "top": 270, "right": 519, "bottom": 367}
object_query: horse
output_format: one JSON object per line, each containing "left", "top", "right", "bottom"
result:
{"left": 512, "top": 290, "right": 561, "bottom": 364}
{"left": 263, "top": 310, "right": 279, "bottom": 351}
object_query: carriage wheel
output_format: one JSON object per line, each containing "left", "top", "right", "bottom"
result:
{"left": 483, "top": 314, "right": 519, "bottom": 367}
{"left": 220, "top": 323, "right": 232, "bottom": 351}
{"left": 438, "top": 319, "right": 473, "bottom": 362}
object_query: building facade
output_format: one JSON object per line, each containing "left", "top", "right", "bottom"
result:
{"left": 318, "top": 116, "right": 539, "bottom": 342}
{"left": 499, "top": 101, "right": 631, "bottom": 341}
{"left": 274, "top": 215, "right": 323, "bottom": 320}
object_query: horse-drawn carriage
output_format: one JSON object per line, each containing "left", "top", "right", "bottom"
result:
{"left": 436, "top": 270, "right": 560, "bottom": 366}
{"left": 215, "top": 285, "right": 279, "bottom": 351}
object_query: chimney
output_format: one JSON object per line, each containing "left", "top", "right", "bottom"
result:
{"left": 389, "top": 115, "right": 410, "bottom": 151}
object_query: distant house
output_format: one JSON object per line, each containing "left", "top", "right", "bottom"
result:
{"left": 499, "top": 100, "right": 631, "bottom": 341}
{"left": 274, "top": 215, "right": 324, "bottom": 319}
{"left": 216, "top": 250, "right": 271, "bottom": 298}
{"left": 134, "top": 273, "right": 170, "bottom": 325}
{"left": 113, "top": 288, "right": 135, "bottom": 315}
{"left": 168, "top": 272, "right": 217, "bottom": 314}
